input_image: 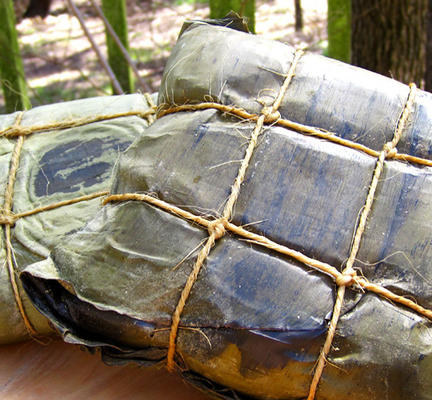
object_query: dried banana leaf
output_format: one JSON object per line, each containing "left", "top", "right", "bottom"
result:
{"left": 22, "top": 19, "right": 432, "bottom": 400}
{"left": 0, "top": 94, "right": 154, "bottom": 343}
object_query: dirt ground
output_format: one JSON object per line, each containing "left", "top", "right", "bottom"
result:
{"left": 0, "top": 0, "right": 327, "bottom": 113}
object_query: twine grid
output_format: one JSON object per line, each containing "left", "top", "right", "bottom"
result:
{"left": 0, "top": 94, "right": 156, "bottom": 338}
{"left": 0, "top": 53, "right": 429, "bottom": 399}
{"left": 162, "top": 49, "right": 305, "bottom": 372}
{"left": 104, "top": 54, "right": 425, "bottom": 398}
{"left": 106, "top": 61, "right": 424, "bottom": 398}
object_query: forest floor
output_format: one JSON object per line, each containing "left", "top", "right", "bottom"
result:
{"left": 1, "top": 0, "right": 327, "bottom": 113}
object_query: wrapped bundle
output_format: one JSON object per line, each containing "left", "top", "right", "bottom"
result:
{"left": 22, "top": 18, "right": 432, "bottom": 400}
{"left": 0, "top": 94, "right": 155, "bottom": 343}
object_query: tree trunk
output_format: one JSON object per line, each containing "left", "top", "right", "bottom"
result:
{"left": 209, "top": 0, "right": 255, "bottom": 33}
{"left": 0, "top": 0, "right": 31, "bottom": 112}
{"left": 101, "top": 0, "right": 133, "bottom": 93}
{"left": 295, "top": 0, "right": 303, "bottom": 32}
{"left": 23, "top": 0, "right": 52, "bottom": 18}
{"left": 352, "top": 0, "right": 427, "bottom": 86}
{"left": 327, "top": 0, "right": 351, "bottom": 63}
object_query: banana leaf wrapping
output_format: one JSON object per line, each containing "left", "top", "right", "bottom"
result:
{"left": 0, "top": 94, "right": 155, "bottom": 344}
{"left": 22, "top": 19, "right": 432, "bottom": 400}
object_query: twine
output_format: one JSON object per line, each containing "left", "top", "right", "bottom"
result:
{"left": 306, "top": 83, "right": 418, "bottom": 400}
{"left": 158, "top": 102, "right": 432, "bottom": 168}
{"left": 0, "top": 109, "right": 156, "bottom": 138}
{"left": 2, "top": 112, "right": 37, "bottom": 336}
{"left": 161, "top": 48, "right": 304, "bottom": 371}
{"left": 143, "top": 93, "right": 157, "bottom": 125}
{"left": 0, "top": 191, "right": 109, "bottom": 226}
{"left": 105, "top": 78, "right": 428, "bottom": 396}
{"left": 0, "top": 95, "right": 155, "bottom": 339}
{"left": 104, "top": 190, "right": 432, "bottom": 323}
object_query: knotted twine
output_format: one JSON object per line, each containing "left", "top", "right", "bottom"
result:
{"left": 306, "top": 82, "right": 418, "bottom": 400}
{"left": 0, "top": 95, "right": 156, "bottom": 338}
{"left": 104, "top": 56, "right": 430, "bottom": 398}
{"left": 158, "top": 98, "right": 432, "bottom": 168}
{"left": 104, "top": 188, "right": 432, "bottom": 326}
{"left": 164, "top": 48, "right": 304, "bottom": 371}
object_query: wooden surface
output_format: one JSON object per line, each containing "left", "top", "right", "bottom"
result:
{"left": 0, "top": 339, "right": 209, "bottom": 400}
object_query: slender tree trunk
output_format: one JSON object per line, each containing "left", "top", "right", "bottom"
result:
{"left": 295, "top": 0, "right": 303, "bottom": 32}
{"left": 209, "top": 0, "right": 255, "bottom": 33}
{"left": 327, "top": 0, "right": 351, "bottom": 63}
{"left": 101, "top": 0, "right": 133, "bottom": 93}
{"left": 23, "top": 0, "right": 52, "bottom": 18}
{"left": 352, "top": 0, "right": 427, "bottom": 86}
{"left": 67, "top": 0, "right": 123, "bottom": 95}
{"left": 425, "top": 0, "right": 432, "bottom": 91}
{"left": 0, "top": 0, "right": 31, "bottom": 112}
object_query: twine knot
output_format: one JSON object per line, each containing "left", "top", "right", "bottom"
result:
{"left": 382, "top": 142, "right": 397, "bottom": 158}
{"left": 0, "top": 211, "right": 17, "bottom": 226}
{"left": 336, "top": 268, "right": 357, "bottom": 287}
{"left": 207, "top": 218, "right": 227, "bottom": 240}
{"left": 262, "top": 106, "right": 281, "bottom": 123}
{"left": 139, "top": 107, "right": 157, "bottom": 119}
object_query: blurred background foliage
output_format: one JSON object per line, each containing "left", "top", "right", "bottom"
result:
{"left": 1, "top": 0, "right": 431, "bottom": 114}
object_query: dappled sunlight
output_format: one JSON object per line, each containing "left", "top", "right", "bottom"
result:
{"left": 1, "top": 0, "right": 327, "bottom": 112}
{"left": 29, "top": 69, "right": 85, "bottom": 88}
{"left": 256, "top": 0, "right": 327, "bottom": 49}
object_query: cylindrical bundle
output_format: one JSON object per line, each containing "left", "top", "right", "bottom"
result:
{"left": 0, "top": 94, "right": 155, "bottom": 344}
{"left": 22, "top": 19, "right": 432, "bottom": 400}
